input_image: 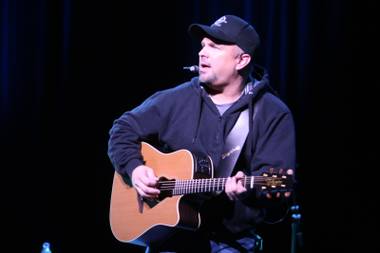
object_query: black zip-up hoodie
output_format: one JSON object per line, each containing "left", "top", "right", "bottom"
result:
{"left": 108, "top": 69, "right": 296, "bottom": 235}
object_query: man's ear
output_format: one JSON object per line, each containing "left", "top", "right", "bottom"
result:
{"left": 236, "top": 53, "right": 251, "bottom": 71}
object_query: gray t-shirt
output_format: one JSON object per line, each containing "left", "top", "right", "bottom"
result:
{"left": 215, "top": 102, "right": 234, "bottom": 115}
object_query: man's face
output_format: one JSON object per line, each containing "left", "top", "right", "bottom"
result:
{"left": 198, "top": 37, "right": 243, "bottom": 86}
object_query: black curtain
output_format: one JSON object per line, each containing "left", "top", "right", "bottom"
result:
{"left": 1, "top": 0, "right": 376, "bottom": 252}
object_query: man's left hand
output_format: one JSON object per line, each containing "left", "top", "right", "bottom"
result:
{"left": 225, "top": 171, "right": 247, "bottom": 201}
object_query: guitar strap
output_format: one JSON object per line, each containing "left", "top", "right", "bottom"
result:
{"left": 216, "top": 103, "right": 259, "bottom": 178}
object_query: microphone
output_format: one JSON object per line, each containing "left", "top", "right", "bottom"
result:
{"left": 183, "top": 65, "right": 199, "bottom": 73}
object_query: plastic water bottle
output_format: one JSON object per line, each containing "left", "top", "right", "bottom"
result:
{"left": 41, "top": 242, "right": 52, "bottom": 253}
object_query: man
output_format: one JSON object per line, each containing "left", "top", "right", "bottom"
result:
{"left": 108, "top": 14, "right": 296, "bottom": 252}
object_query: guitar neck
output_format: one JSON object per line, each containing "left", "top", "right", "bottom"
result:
{"left": 158, "top": 176, "right": 275, "bottom": 196}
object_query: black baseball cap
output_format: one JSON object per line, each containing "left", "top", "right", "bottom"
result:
{"left": 188, "top": 15, "right": 261, "bottom": 55}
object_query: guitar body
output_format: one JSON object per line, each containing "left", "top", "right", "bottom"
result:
{"left": 109, "top": 142, "right": 292, "bottom": 246}
{"left": 109, "top": 142, "right": 209, "bottom": 246}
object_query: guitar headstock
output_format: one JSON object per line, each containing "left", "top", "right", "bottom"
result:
{"left": 258, "top": 168, "right": 294, "bottom": 197}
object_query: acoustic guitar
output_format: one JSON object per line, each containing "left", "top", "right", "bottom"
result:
{"left": 109, "top": 142, "right": 292, "bottom": 246}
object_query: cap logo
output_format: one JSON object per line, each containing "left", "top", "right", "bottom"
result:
{"left": 213, "top": 16, "right": 227, "bottom": 27}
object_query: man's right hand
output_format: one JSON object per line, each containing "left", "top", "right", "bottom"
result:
{"left": 131, "top": 165, "right": 160, "bottom": 199}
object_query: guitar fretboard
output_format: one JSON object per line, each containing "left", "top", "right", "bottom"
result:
{"left": 158, "top": 176, "right": 285, "bottom": 195}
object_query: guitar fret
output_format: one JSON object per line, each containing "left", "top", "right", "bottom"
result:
{"left": 173, "top": 180, "right": 177, "bottom": 195}
{"left": 172, "top": 175, "right": 285, "bottom": 195}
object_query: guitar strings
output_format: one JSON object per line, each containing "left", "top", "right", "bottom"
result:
{"left": 157, "top": 176, "right": 287, "bottom": 191}
{"left": 157, "top": 177, "right": 284, "bottom": 185}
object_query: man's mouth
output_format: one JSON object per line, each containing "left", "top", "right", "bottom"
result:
{"left": 199, "top": 63, "right": 210, "bottom": 71}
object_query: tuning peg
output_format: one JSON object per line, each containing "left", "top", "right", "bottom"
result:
{"left": 287, "top": 169, "right": 294, "bottom": 175}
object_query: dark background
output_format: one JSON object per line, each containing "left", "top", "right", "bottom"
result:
{"left": 1, "top": 0, "right": 377, "bottom": 252}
